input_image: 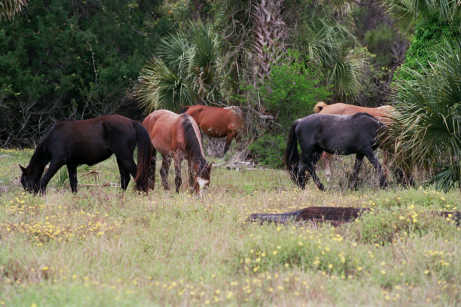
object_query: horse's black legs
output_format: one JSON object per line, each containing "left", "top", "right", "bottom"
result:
{"left": 147, "top": 152, "right": 156, "bottom": 190}
{"left": 297, "top": 152, "right": 324, "bottom": 191}
{"left": 364, "top": 150, "right": 387, "bottom": 188}
{"left": 67, "top": 164, "right": 78, "bottom": 193}
{"left": 116, "top": 158, "right": 136, "bottom": 190}
{"left": 296, "top": 163, "right": 309, "bottom": 189}
{"left": 174, "top": 155, "right": 182, "bottom": 193}
{"left": 39, "top": 160, "right": 65, "bottom": 194}
{"left": 304, "top": 153, "right": 324, "bottom": 191}
{"left": 349, "top": 154, "right": 364, "bottom": 189}
{"left": 160, "top": 155, "right": 171, "bottom": 190}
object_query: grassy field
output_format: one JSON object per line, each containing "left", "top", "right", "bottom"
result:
{"left": 0, "top": 148, "right": 460, "bottom": 306}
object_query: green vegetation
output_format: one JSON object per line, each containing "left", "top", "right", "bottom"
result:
{"left": 0, "top": 0, "right": 171, "bottom": 145}
{"left": 1, "top": 149, "right": 460, "bottom": 305}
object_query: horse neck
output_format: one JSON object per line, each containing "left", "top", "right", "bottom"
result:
{"left": 27, "top": 144, "right": 49, "bottom": 179}
{"left": 182, "top": 116, "right": 206, "bottom": 167}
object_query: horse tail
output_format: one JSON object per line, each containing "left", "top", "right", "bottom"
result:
{"left": 313, "top": 101, "right": 327, "bottom": 113}
{"left": 285, "top": 121, "right": 299, "bottom": 184}
{"left": 133, "top": 121, "right": 155, "bottom": 192}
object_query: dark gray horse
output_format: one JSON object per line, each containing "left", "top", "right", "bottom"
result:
{"left": 285, "top": 112, "right": 387, "bottom": 190}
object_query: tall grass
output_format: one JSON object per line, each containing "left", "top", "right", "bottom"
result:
{"left": 0, "top": 148, "right": 460, "bottom": 306}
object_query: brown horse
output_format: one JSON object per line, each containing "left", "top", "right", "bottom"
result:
{"left": 313, "top": 101, "right": 395, "bottom": 182}
{"left": 19, "top": 114, "right": 153, "bottom": 194}
{"left": 181, "top": 105, "right": 244, "bottom": 155}
{"left": 142, "top": 110, "right": 212, "bottom": 194}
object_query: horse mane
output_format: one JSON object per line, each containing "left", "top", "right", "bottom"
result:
{"left": 181, "top": 115, "right": 206, "bottom": 167}
{"left": 313, "top": 101, "right": 328, "bottom": 113}
{"left": 179, "top": 106, "right": 190, "bottom": 114}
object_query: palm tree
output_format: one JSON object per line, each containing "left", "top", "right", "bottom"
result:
{"left": 135, "top": 22, "right": 222, "bottom": 112}
{"left": 0, "top": 0, "right": 27, "bottom": 20}
{"left": 389, "top": 40, "right": 461, "bottom": 189}
{"left": 386, "top": 0, "right": 461, "bottom": 27}
{"left": 287, "top": 1, "right": 369, "bottom": 102}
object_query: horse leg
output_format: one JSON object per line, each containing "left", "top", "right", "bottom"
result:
{"left": 39, "top": 160, "right": 65, "bottom": 194}
{"left": 160, "top": 155, "right": 171, "bottom": 190}
{"left": 116, "top": 157, "right": 136, "bottom": 190}
{"left": 322, "top": 152, "right": 333, "bottom": 182}
{"left": 147, "top": 148, "right": 156, "bottom": 190}
{"left": 67, "top": 164, "right": 78, "bottom": 193}
{"left": 304, "top": 152, "right": 325, "bottom": 191}
{"left": 223, "top": 132, "right": 236, "bottom": 155}
{"left": 188, "top": 157, "right": 194, "bottom": 187}
{"left": 364, "top": 149, "right": 387, "bottom": 188}
{"left": 348, "top": 154, "right": 364, "bottom": 190}
{"left": 296, "top": 161, "right": 309, "bottom": 189}
{"left": 382, "top": 150, "right": 391, "bottom": 179}
{"left": 174, "top": 155, "right": 183, "bottom": 193}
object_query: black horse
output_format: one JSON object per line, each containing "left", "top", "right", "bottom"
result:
{"left": 19, "top": 114, "right": 154, "bottom": 194}
{"left": 285, "top": 112, "right": 387, "bottom": 190}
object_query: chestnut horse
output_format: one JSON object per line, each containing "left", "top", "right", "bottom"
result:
{"left": 313, "top": 101, "right": 395, "bottom": 182}
{"left": 142, "top": 110, "right": 212, "bottom": 194}
{"left": 181, "top": 105, "right": 244, "bottom": 155}
{"left": 19, "top": 114, "right": 153, "bottom": 194}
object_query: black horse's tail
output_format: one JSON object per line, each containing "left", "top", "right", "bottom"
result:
{"left": 133, "top": 121, "right": 156, "bottom": 192}
{"left": 285, "top": 121, "right": 299, "bottom": 184}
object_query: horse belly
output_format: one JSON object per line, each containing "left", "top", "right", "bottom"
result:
{"left": 69, "top": 142, "right": 112, "bottom": 166}
{"left": 200, "top": 120, "right": 226, "bottom": 138}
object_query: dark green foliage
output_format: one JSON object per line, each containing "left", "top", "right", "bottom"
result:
{"left": 248, "top": 134, "right": 286, "bottom": 168}
{"left": 396, "top": 17, "right": 460, "bottom": 80}
{"left": 261, "top": 51, "right": 330, "bottom": 130}
{"left": 390, "top": 41, "right": 461, "bottom": 190}
{"left": 0, "top": 0, "right": 171, "bottom": 146}
{"left": 248, "top": 51, "right": 329, "bottom": 168}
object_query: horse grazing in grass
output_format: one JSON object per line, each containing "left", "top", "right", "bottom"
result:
{"left": 313, "top": 101, "right": 395, "bottom": 182}
{"left": 19, "top": 114, "right": 153, "bottom": 194}
{"left": 181, "top": 105, "right": 244, "bottom": 155}
{"left": 142, "top": 110, "right": 213, "bottom": 194}
{"left": 285, "top": 113, "right": 387, "bottom": 191}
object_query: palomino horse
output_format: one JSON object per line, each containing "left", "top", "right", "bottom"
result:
{"left": 19, "top": 114, "right": 153, "bottom": 194}
{"left": 285, "top": 113, "right": 387, "bottom": 191}
{"left": 313, "top": 101, "right": 395, "bottom": 182}
{"left": 181, "top": 105, "right": 244, "bottom": 155}
{"left": 142, "top": 110, "right": 212, "bottom": 194}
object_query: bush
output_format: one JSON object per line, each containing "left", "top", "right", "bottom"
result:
{"left": 261, "top": 50, "right": 330, "bottom": 130}
{"left": 249, "top": 134, "right": 286, "bottom": 169}
{"left": 0, "top": 0, "right": 171, "bottom": 146}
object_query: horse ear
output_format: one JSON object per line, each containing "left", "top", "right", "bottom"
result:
{"left": 19, "top": 164, "right": 26, "bottom": 173}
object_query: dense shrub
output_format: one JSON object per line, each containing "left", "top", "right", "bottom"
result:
{"left": 0, "top": 0, "right": 172, "bottom": 146}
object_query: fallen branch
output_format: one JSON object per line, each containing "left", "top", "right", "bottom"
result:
{"left": 248, "top": 206, "right": 461, "bottom": 226}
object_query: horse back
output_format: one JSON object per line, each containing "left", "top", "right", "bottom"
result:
{"left": 142, "top": 110, "right": 185, "bottom": 155}
{"left": 46, "top": 115, "right": 135, "bottom": 165}
{"left": 296, "top": 113, "right": 381, "bottom": 154}
{"left": 186, "top": 105, "right": 243, "bottom": 137}
{"left": 318, "top": 103, "right": 394, "bottom": 126}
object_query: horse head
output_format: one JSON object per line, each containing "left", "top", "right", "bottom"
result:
{"left": 19, "top": 164, "right": 40, "bottom": 193}
{"left": 193, "top": 162, "right": 213, "bottom": 194}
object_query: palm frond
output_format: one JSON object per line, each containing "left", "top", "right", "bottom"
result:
{"left": 389, "top": 39, "right": 461, "bottom": 188}
{"left": 0, "top": 0, "right": 27, "bottom": 21}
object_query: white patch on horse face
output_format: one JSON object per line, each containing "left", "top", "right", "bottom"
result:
{"left": 197, "top": 177, "right": 209, "bottom": 190}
